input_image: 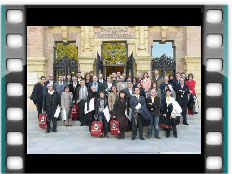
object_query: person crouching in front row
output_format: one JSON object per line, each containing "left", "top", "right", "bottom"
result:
{"left": 112, "top": 90, "right": 129, "bottom": 139}
{"left": 163, "top": 89, "right": 179, "bottom": 138}
{"left": 42, "top": 83, "right": 60, "bottom": 133}
{"left": 95, "top": 91, "right": 109, "bottom": 138}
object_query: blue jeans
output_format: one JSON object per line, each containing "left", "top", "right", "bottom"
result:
{"left": 98, "top": 111, "right": 108, "bottom": 134}
{"left": 148, "top": 112, "right": 159, "bottom": 137}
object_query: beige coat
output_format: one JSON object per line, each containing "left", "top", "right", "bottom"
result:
{"left": 108, "top": 92, "right": 118, "bottom": 111}
{"left": 61, "top": 92, "right": 72, "bottom": 109}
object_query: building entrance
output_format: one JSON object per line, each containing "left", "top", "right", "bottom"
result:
{"left": 105, "top": 64, "right": 126, "bottom": 77}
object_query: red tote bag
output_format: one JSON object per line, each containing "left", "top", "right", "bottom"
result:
{"left": 70, "top": 104, "right": 79, "bottom": 118}
{"left": 91, "top": 121, "right": 103, "bottom": 137}
{"left": 110, "top": 120, "right": 120, "bottom": 135}
{"left": 39, "top": 113, "right": 47, "bottom": 129}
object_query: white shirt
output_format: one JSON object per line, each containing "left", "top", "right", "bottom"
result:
{"left": 59, "top": 81, "right": 63, "bottom": 85}
{"left": 151, "top": 96, "right": 155, "bottom": 103}
{"left": 129, "top": 88, "right": 133, "bottom": 95}
{"left": 99, "top": 79, "right": 103, "bottom": 83}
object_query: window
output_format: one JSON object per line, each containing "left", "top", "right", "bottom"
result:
{"left": 152, "top": 41, "right": 174, "bottom": 58}
{"left": 56, "top": 42, "right": 78, "bottom": 60}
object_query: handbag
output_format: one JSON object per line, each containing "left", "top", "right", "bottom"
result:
{"left": 91, "top": 121, "right": 103, "bottom": 137}
{"left": 110, "top": 120, "right": 120, "bottom": 135}
{"left": 159, "top": 116, "right": 171, "bottom": 129}
{"left": 70, "top": 104, "right": 79, "bottom": 118}
{"left": 39, "top": 113, "right": 47, "bottom": 129}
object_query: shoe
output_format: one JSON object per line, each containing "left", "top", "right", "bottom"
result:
{"left": 132, "top": 136, "right": 136, "bottom": 140}
{"left": 52, "top": 129, "right": 57, "bottom": 132}
{"left": 104, "top": 134, "right": 109, "bottom": 138}
{"left": 65, "top": 125, "right": 68, "bottom": 127}
{"left": 80, "top": 124, "right": 84, "bottom": 126}
{"left": 69, "top": 125, "right": 72, "bottom": 127}
{"left": 147, "top": 135, "right": 152, "bottom": 139}
{"left": 174, "top": 135, "right": 178, "bottom": 138}
{"left": 140, "top": 137, "right": 145, "bottom": 140}
{"left": 183, "top": 122, "right": 189, "bottom": 125}
{"left": 155, "top": 136, "right": 161, "bottom": 139}
{"left": 166, "top": 135, "right": 170, "bottom": 138}
{"left": 47, "top": 129, "right": 50, "bottom": 133}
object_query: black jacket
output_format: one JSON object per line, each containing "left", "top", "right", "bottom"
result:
{"left": 175, "top": 85, "right": 189, "bottom": 106}
{"left": 95, "top": 97, "right": 108, "bottom": 117}
{"left": 30, "top": 83, "right": 45, "bottom": 104}
{"left": 86, "top": 91, "right": 98, "bottom": 111}
{"left": 112, "top": 98, "right": 129, "bottom": 117}
{"left": 88, "top": 82, "right": 103, "bottom": 92}
{"left": 68, "top": 82, "right": 78, "bottom": 102}
{"left": 146, "top": 96, "right": 160, "bottom": 117}
{"left": 42, "top": 91, "right": 61, "bottom": 112}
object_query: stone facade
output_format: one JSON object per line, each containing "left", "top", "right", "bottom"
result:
{"left": 27, "top": 26, "right": 201, "bottom": 110}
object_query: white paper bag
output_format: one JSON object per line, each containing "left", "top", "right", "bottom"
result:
{"left": 54, "top": 106, "right": 61, "bottom": 118}
{"left": 85, "top": 98, "right": 95, "bottom": 114}
{"left": 103, "top": 106, "right": 110, "bottom": 122}
{"left": 62, "top": 108, "right": 67, "bottom": 121}
{"left": 135, "top": 103, "right": 141, "bottom": 110}
{"left": 128, "top": 108, "right": 132, "bottom": 121}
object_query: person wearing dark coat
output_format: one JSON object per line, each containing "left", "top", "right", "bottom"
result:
{"left": 95, "top": 92, "right": 109, "bottom": 138}
{"left": 130, "top": 87, "right": 146, "bottom": 140}
{"left": 68, "top": 76, "right": 78, "bottom": 102}
{"left": 42, "top": 83, "right": 61, "bottom": 133}
{"left": 43, "top": 73, "right": 55, "bottom": 95}
{"left": 136, "top": 83, "right": 146, "bottom": 98}
{"left": 88, "top": 76, "right": 103, "bottom": 93}
{"left": 30, "top": 76, "right": 46, "bottom": 118}
{"left": 173, "top": 72, "right": 181, "bottom": 91}
{"left": 146, "top": 89, "right": 161, "bottom": 139}
{"left": 86, "top": 86, "right": 98, "bottom": 132}
{"left": 175, "top": 77, "right": 190, "bottom": 125}
{"left": 112, "top": 90, "right": 129, "bottom": 139}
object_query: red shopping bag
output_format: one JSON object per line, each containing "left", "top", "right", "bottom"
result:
{"left": 91, "top": 121, "right": 103, "bottom": 136}
{"left": 70, "top": 104, "right": 79, "bottom": 118}
{"left": 39, "top": 113, "right": 47, "bottom": 129}
{"left": 110, "top": 120, "right": 120, "bottom": 135}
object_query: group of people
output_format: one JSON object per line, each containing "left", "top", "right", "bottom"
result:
{"left": 30, "top": 69, "right": 198, "bottom": 139}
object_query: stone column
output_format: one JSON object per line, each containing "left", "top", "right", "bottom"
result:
{"left": 134, "top": 26, "right": 152, "bottom": 76}
{"left": 78, "top": 26, "right": 95, "bottom": 75}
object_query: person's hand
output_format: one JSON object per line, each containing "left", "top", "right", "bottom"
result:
{"left": 149, "top": 103, "right": 152, "bottom": 105}
{"left": 126, "top": 115, "right": 129, "bottom": 118}
{"left": 136, "top": 109, "right": 139, "bottom": 113}
{"left": 189, "top": 90, "right": 192, "bottom": 94}
{"left": 88, "top": 110, "right": 90, "bottom": 113}
{"left": 113, "top": 116, "right": 116, "bottom": 119}
{"left": 163, "top": 114, "right": 166, "bottom": 117}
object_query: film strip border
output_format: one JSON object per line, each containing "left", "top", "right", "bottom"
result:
{"left": 204, "top": 5, "right": 228, "bottom": 173}
{"left": 0, "top": 5, "right": 229, "bottom": 173}
{"left": 1, "top": 5, "right": 26, "bottom": 173}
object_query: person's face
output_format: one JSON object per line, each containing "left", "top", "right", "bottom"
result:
{"left": 80, "top": 81, "right": 85, "bottom": 86}
{"left": 112, "top": 86, "right": 116, "bottom": 92}
{"left": 117, "top": 72, "right": 121, "bottom": 77}
{"left": 90, "top": 72, "right": 93, "bottom": 77}
{"left": 153, "top": 83, "right": 157, "bottom": 88}
{"left": 73, "top": 78, "right": 77, "bottom": 83}
{"left": 120, "top": 92, "right": 125, "bottom": 98}
{"left": 170, "top": 75, "right": 174, "bottom": 80}
{"left": 164, "top": 77, "right": 169, "bottom": 83}
{"left": 144, "top": 73, "right": 148, "bottom": 78}
{"left": 128, "top": 83, "right": 132, "bottom": 88}
{"left": 151, "top": 90, "right": 156, "bottom": 97}
{"left": 166, "top": 91, "right": 171, "bottom": 97}
{"left": 49, "top": 75, "right": 54, "bottom": 80}
{"left": 135, "top": 88, "right": 140, "bottom": 95}
{"left": 180, "top": 78, "right": 185, "bottom": 85}
{"left": 127, "top": 77, "right": 131, "bottom": 81}
{"left": 120, "top": 76, "right": 124, "bottom": 82}
{"left": 86, "top": 74, "right": 90, "bottom": 80}
{"left": 77, "top": 73, "right": 81, "bottom": 78}
{"left": 107, "top": 77, "right": 112, "bottom": 83}
{"left": 63, "top": 76, "right": 66, "bottom": 80}
{"left": 176, "top": 74, "right": 180, "bottom": 79}
{"left": 41, "top": 77, "right": 46, "bottom": 83}
{"left": 59, "top": 76, "right": 63, "bottom": 81}
{"left": 100, "top": 93, "right": 104, "bottom": 98}
{"left": 48, "top": 86, "right": 53, "bottom": 91}
{"left": 99, "top": 74, "right": 103, "bottom": 79}
{"left": 67, "top": 75, "right": 71, "bottom": 80}
{"left": 133, "top": 78, "right": 136, "bottom": 83}
{"left": 112, "top": 73, "right": 116, "bottom": 78}
{"left": 182, "top": 74, "right": 186, "bottom": 78}
{"left": 93, "top": 76, "right": 98, "bottom": 82}
{"left": 91, "top": 86, "right": 96, "bottom": 92}
{"left": 154, "top": 70, "right": 159, "bottom": 76}
{"left": 189, "top": 75, "right": 193, "bottom": 80}
{"left": 137, "top": 84, "right": 141, "bottom": 89}
{"left": 65, "top": 87, "right": 69, "bottom": 92}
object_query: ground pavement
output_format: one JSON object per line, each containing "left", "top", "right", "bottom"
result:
{"left": 27, "top": 110, "right": 201, "bottom": 154}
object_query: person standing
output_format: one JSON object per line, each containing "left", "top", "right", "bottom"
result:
{"left": 173, "top": 72, "right": 181, "bottom": 91}
{"left": 61, "top": 86, "right": 73, "bottom": 126}
{"left": 30, "top": 76, "right": 46, "bottom": 118}
{"left": 43, "top": 73, "right": 55, "bottom": 95}
{"left": 112, "top": 72, "right": 118, "bottom": 85}
{"left": 42, "top": 84, "right": 60, "bottom": 133}
{"left": 141, "top": 72, "right": 151, "bottom": 95}
{"left": 76, "top": 80, "right": 88, "bottom": 126}
{"left": 137, "top": 72, "right": 143, "bottom": 85}
{"left": 175, "top": 77, "right": 189, "bottom": 125}
{"left": 146, "top": 89, "right": 161, "bottom": 139}
{"left": 130, "top": 87, "right": 146, "bottom": 140}
{"left": 147, "top": 82, "right": 161, "bottom": 100}
{"left": 112, "top": 90, "right": 129, "bottom": 139}
{"left": 108, "top": 86, "right": 118, "bottom": 113}
{"left": 103, "top": 76, "right": 113, "bottom": 94}
{"left": 84, "top": 73, "right": 91, "bottom": 90}
{"left": 68, "top": 76, "right": 78, "bottom": 102}
{"left": 98, "top": 73, "right": 105, "bottom": 84}
{"left": 116, "top": 72, "right": 121, "bottom": 81}
{"left": 132, "top": 77, "right": 138, "bottom": 89}
{"left": 136, "top": 83, "right": 146, "bottom": 98}
{"left": 88, "top": 76, "right": 103, "bottom": 93}
{"left": 76, "top": 71, "right": 83, "bottom": 86}
{"left": 66, "top": 74, "right": 72, "bottom": 85}
{"left": 54, "top": 75, "right": 67, "bottom": 97}
{"left": 185, "top": 73, "right": 196, "bottom": 115}
{"left": 86, "top": 86, "right": 98, "bottom": 132}
{"left": 152, "top": 69, "right": 163, "bottom": 90}
{"left": 95, "top": 92, "right": 109, "bottom": 138}
{"left": 117, "top": 75, "right": 127, "bottom": 92}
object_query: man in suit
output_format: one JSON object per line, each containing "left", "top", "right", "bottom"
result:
{"left": 117, "top": 75, "right": 127, "bottom": 92}
{"left": 102, "top": 76, "right": 112, "bottom": 94}
{"left": 111, "top": 72, "right": 118, "bottom": 85}
{"left": 76, "top": 71, "right": 83, "bottom": 86}
{"left": 173, "top": 72, "right": 181, "bottom": 91}
{"left": 43, "top": 73, "right": 55, "bottom": 95}
{"left": 42, "top": 83, "right": 60, "bottom": 133}
{"left": 98, "top": 73, "right": 105, "bottom": 84}
{"left": 124, "top": 81, "right": 134, "bottom": 100}
{"left": 175, "top": 77, "right": 189, "bottom": 125}
{"left": 146, "top": 89, "right": 161, "bottom": 139}
{"left": 76, "top": 80, "right": 88, "bottom": 126}
{"left": 152, "top": 69, "right": 163, "bottom": 90}
{"left": 130, "top": 87, "right": 146, "bottom": 140}
{"left": 68, "top": 76, "right": 78, "bottom": 102}
{"left": 30, "top": 76, "right": 46, "bottom": 118}
{"left": 54, "top": 75, "right": 67, "bottom": 97}
{"left": 88, "top": 76, "right": 103, "bottom": 93}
